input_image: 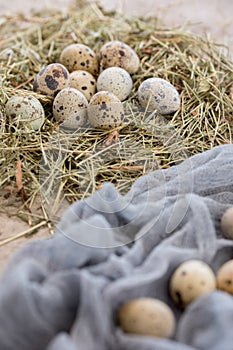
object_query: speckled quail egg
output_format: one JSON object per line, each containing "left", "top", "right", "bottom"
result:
{"left": 220, "top": 206, "right": 233, "bottom": 239}
{"left": 97, "top": 67, "right": 133, "bottom": 101}
{"left": 69, "top": 70, "right": 96, "bottom": 102}
{"left": 170, "top": 259, "right": 216, "bottom": 308}
{"left": 33, "top": 63, "right": 70, "bottom": 97}
{"left": 5, "top": 94, "right": 45, "bottom": 130}
{"left": 99, "top": 40, "right": 140, "bottom": 74}
{"left": 53, "top": 87, "right": 88, "bottom": 130}
{"left": 117, "top": 297, "right": 176, "bottom": 338}
{"left": 60, "top": 43, "right": 99, "bottom": 76}
{"left": 138, "top": 77, "right": 181, "bottom": 115}
{"left": 87, "top": 91, "right": 124, "bottom": 130}
{"left": 217, "top": 259, "right": 233, "bottom": 294}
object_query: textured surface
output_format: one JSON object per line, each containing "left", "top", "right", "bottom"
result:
{"left": 69, "top": 70, "right": 97, "bottom": 102}
{"left": 138, "top": 78, "right": 180, "bottom": 114}
{"left": 87, "top": 91, "right": 124, "bottom": 129}
{"left": 97, "top": 67, "right": 133, "bottom": 101}
{"left": 60, "top": 44, "right": 99, "bottom": 76}
{"left": 53, "top": 87, "right": 88, "bottom": 128}
{"left": 5, "top": 95, "right": 45, "bottom": 131}
{"left": 0, "top": 144, "right": 233, "bottom": 349}
{"left": 33, "top": 63, "right": 70, "bottom": 97}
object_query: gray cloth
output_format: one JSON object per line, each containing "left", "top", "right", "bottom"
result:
{"left": 0, "top": 144, "right": 233, "bottom": 350}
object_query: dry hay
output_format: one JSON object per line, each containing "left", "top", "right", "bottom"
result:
{"left": 0, "top": 0, "right": 233, "bottom": 242}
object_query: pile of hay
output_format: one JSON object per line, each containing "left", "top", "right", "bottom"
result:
{"left": 0, "top": 0, "right": 232, "bottom": 232}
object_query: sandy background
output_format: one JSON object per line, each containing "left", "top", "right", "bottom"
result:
{"left": 0, "top": 0, "right": 232, "bottom": 273}
{"left": 0, "top": 0, "right": 232, "bottom": 49}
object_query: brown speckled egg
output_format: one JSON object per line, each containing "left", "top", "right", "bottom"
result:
{"left": 53, "top": 87, "right": 88, "bottom": 130}
{"left": 217, "top": 259, "right": 233, "bottom": 295}
{"left": 99, "top": 40, "right": 140, "bottom": 74}
{"left": 221, "top": 206, "right": 233, "bottom": 239}
{"left": 170, "top": 259, "right": 216, "bottom": 308}
{"left": 69, "top": 70, "right": 96, "bottom": 101}
{"left": 87, "top": 91, "right": 124, "bottom": 130}
{"left": 138, "top": 77, "right": 180, "bottom": 115}
{"left": 117, "top": 298, "right": 176, "bottom": 338}
{"left": 33, "top": 63, "right": 70, "bottom": 97}
{"left": 60, "top": 43, "right": 99, "bottom": 76}
{"left": 97, "top": 67, "right": 132, "bottom": 101}
{"left": 5, "top": 94, "right": 45, "bottom": 130}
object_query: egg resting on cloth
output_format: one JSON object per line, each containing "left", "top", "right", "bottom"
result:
{"left": 0, "top": 144, "right": 233, "bottom": 350}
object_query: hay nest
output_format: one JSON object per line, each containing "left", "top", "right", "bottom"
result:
{"left": 0, "top": 0, "right": 233, "bottom": 236}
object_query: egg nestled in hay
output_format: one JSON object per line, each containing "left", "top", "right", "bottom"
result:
{"left": 60, "top": 43, "right": 99, "bottom": 76}
{"left": 53, "top": 87, "right": 88, "bottom": 130}
{"left": 5, "top": 94, "right": 45, "bottom": 131}
{"left": 33, "top": 63, "right": 70, "bottom": 97}
{"left": 138, "top": 77, "right": 180, "bottom": 115}
{"left": 99, "top": 40, "right": 140, "bottom": 74}
{"left": 69, "top": 70, "right": 97, "bottom": 102}
{"left": 97, "top": 67, "right": 133, "bottom": 101}
{"left": 87, "top": 91, "right": 124, "bottom": 130}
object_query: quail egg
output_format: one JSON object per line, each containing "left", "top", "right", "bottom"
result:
{"left": 99, "top": 40, "right": 140, "bottom": 74}
{"left": 138, "top": 77, "right": 181, "bottom": 115}
{"left": 87, "top": 91, "right": 124, "bottom": 130}
{"left": 97, "top": 67, "right": 133, "bottom": 101}
{"left": 5, "top": 94, "right": 45, "bottom": 131}
{"left": 33, "top": 63, "right": 70, "bottom": 97}
{"left": 117, "top": 297, "right": 176, "bottom": 338}
{"left": 69, "top": 70, "right": 96, "bottom": 102}
{"left": 53, "top": 87, "right": 88, "bottom": 130}
{"left": 220, "top": 206, "right": 233, "bottom": 239}
{"left": 217, "top": 259, "right": 233, "bottom": 294}
{"left": 60, "top": 43, "right": 99, "bottom": 76}
{"left": 170, "top": 259, "right": 216, "bottom": 308}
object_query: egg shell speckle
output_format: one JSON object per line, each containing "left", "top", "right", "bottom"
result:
{"left": 53, "top": 87, "right": 88, "bottom": 130}
{"left": 60, "top": 43, "right": 99, "bottom": 76}
{"left": 221, "top": 206, "right": 233, "bottom": 239}
{"left": 170, "top": 259, "right": 216, "bottom": 308}
{"left": 69, "top": 70, "right": 96, "bottom": 101}
{"left": 5, "top": 95, "right": 45, "bottom": 131}
{"left": 99, "top": 40, "right": 140, "bottom": 74}
{"left": 97, "top": 67, "right": 133, "bottom": 101}
{"left": 138, "top": 77, "right": 181, "bottom": 114}
{"left": 217, "top": 260, "right": 233, "bottom": 294}
{"left": 117, "top": 297, "right": 176, "bottom": 338}
{"left": 33, "top": 63, "right": 70, "bottom": 97}
{"left": 87, "top": 91, "right": 124, "bottom": 130}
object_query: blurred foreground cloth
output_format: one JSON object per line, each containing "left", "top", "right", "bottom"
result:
{"left": 1, "top": 144, "right": 233, "bottom": 350}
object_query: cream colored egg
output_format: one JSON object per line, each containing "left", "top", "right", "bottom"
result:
{"left": 138, "top": 77, "right": 180, "bottom": 115}
{"left": 97, "top": 67, "right": 132, "bottom": 101}
{"left": 170, "top": 259, "right": 216, "bottom": 308}
{"left": 217, "top": 259, "right": 233, "bottom": 294}
{"left": 117, "top": 297, "right": 176, "bottom": 338}
{"left": 221, "top": 207, "right": 233, "bottom": 239}
{"left": 53, "top": 87, "right": 88, "bottom": 129}
{"left": 87, "top": 91, "right": 124, "bottom": 130}
{"left": 99, "top": 40, "right": 140, "bottom": 74}
{"left": 60, "top": 43, "right": 99, "bottom": 76}
{"left": 69, "top": 70, "right": 96, "bottom": 101}
{"left": 5, "top": 94, "right": 45, "bottom": 131}
{"left": 33, "top": 63, "right": 70, "bottom": 97}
